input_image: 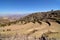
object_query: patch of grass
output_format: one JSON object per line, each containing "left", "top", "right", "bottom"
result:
{"left": 0, "top": 31, "right": 17, "bottom": 37}
{"left": 44, "top": 32, "right": 60, "bottom": 38}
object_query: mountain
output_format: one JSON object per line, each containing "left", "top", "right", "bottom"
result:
{"left": 19, "top": 10, "right": 60, "bottom": 25}
{"left": 0, "top": 14, "right": 27, "bottom": 25}
{"left": 0, "top": 10, "right": 60, "bottom": 40}
{"left": 0, "top": 10, "right": 60, "bottom": 27}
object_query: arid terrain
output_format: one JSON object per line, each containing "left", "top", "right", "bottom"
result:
{"left": 0, "top": 10, "right": 60, "bottom": 40}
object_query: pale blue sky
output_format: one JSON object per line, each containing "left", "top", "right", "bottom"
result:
{"left": 0, "top": 0, "right": 60, "bottom": 15}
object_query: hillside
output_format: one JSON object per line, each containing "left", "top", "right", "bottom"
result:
{"left": 0, "top": 10, "right": 60, "bottom": 27}
{"left": 0, "top": 10, "right": 60, "bottom": 40}
{"left": 19, "top": 10, "right": 60, "bottom": 25}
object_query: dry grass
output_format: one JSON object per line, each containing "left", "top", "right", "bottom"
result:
{"left": 0, "top": 21, "right": 60, "bottom": 38}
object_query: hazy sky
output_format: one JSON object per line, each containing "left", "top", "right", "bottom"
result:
{"left": 0, "top": 0, "right": 60, "bottom": 15}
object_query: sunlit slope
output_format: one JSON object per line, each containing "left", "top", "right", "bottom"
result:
{"left": 0, "top": 21, "right": 60, "bottom": 38}
{"left": 0, "top": 10, "right": 60, "bottom": 39}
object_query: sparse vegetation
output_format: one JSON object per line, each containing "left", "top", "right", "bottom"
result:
{"left": 56, "top": 20, "right": 60, "bottom": 24}
{"left": 18, "top": 10, "right": 60, "bottom": 25}
{"left": 0, "top": 10, "right": 60, "bottom": 27}
{"left": 45, "top": 21, "right": 51, "bottom": 26}
{"left": 0, "top": 10, "right": 60, "bottom": 40}
{"left": 7, "top": 29, "right": 11, "bottom": 31}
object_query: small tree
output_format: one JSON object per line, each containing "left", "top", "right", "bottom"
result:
{"left": 45, "top": 21, "right": 51, "bottom": 26}
{"left": 7, "top": 29, "right": 11, "bottom": 31}
{"left": 8, "top": 22, "right": 11, "bottom": 26}
{"left": 1, "top": 24, "right": 6, "bottom": 27}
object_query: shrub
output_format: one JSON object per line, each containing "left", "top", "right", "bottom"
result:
{"left": 45, "top": 21, "right": 51, "bottom": 26}
{"left": 7, "top": 29, "right": 11, "bottom": 31}
{"left": 8, "top": 23, "right": 11, "bottom": 26}
{"left": 37, "top": 20, "right": 42, "bottom": 24}
{"left": 3, "top": 29, "right": 5, "bottom": 32}
{"left": 1, "top": 24, "right": 6, "bottom": 27}
{"left": 56, "top": 20, "right": 60, "bottom": 24}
